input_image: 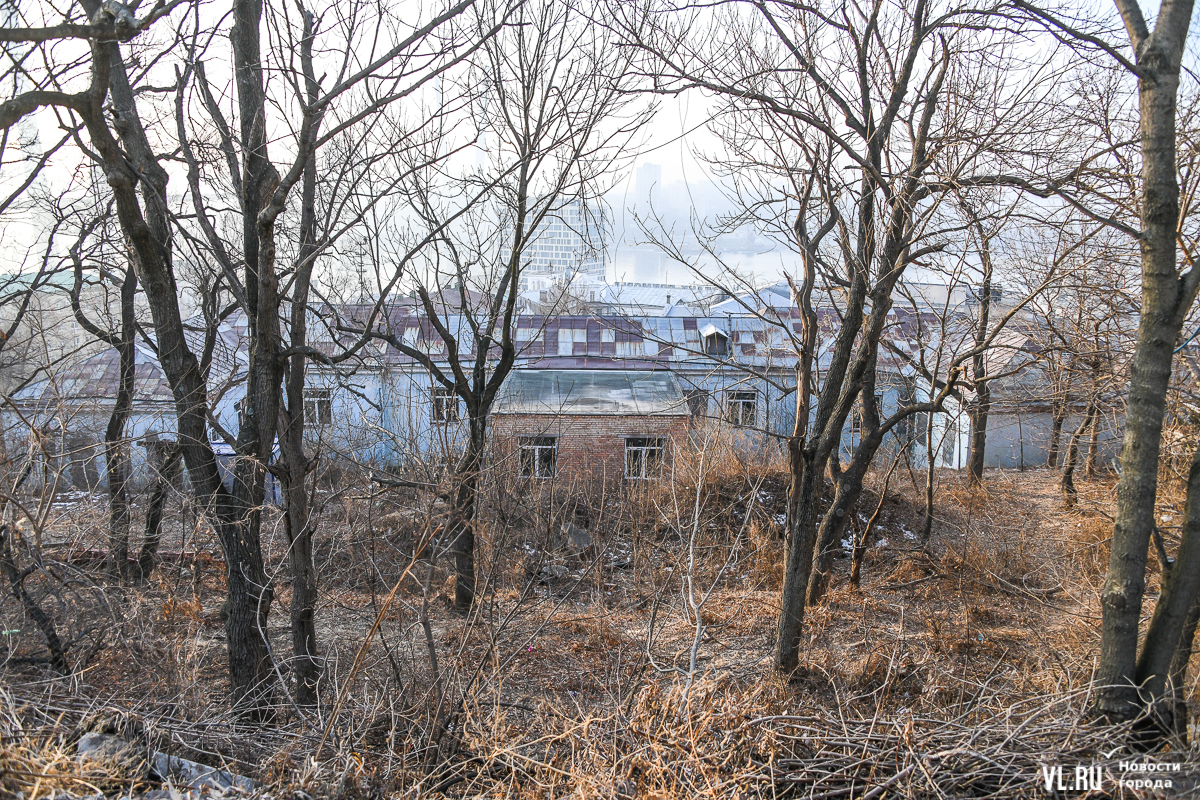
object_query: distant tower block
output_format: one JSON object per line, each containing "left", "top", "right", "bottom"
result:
{"left": 521, "top": 200, "right": 610, "bottom": 290}
{"left": 635, "top": 163, "right": 662, "bottom": 206}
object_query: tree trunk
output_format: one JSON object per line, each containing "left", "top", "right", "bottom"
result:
{"left": 921, "top": 421, "right": 935, "bottom": 543}
{"left": 93, "top": 93, "right": 276, "bottom": 718}
{"left": 0, "top": 0, "right": 286, "bottom": 719}
{"left": 967, "top": 391, "right": 990, "bottom": 487}
{"left": 278, "top": 210, "right": 320, "bottom": 703}
{"left": 1060, "top": 404, "right": 1095, "bottom": 505}
{"left": 1086, "top": 411, "right": 1101, "bottom": 477}
{"left": 274, "top": 10, "right": 323, "bottom": 705}
{"left": 104, "top": 269, "right": 137, "bottom": 582}
{"left": 1096, "top": 7, "right": 1194, "bottom": 721}
{"left": 774, "top": 439, "right": 820, "bottom": 673}
{"left": 966, "top": 224, "right": 994, "bottom": 487}
{"left": 450, "top": 416, "right": 486, "bottom": 612}
{"left": 811, "top": 422, "right": 911, "bottom": 603}
{"left": 1169, "top": 597, "right": 1200, "bottom": 693}
{"left": 1166, "top": 597, "right": 1200, "bottom": 737}
{"left": 136, "top": 443, "right": 181, "bottom": 583}
{"left": 280, "top": 459, "right": 320, "bottom": 704}
{"left": 808, "top": 454, "right": 871, "bottom": 605}
{"left": 1047, "top": 399, "right": 1066, "bottom": 468}
{"left": 1134, "top": 438, "right": 1200, "bottom": 729}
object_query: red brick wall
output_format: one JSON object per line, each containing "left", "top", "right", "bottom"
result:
{"left": 492, "top": 413, "right": 689, "bottom": 485}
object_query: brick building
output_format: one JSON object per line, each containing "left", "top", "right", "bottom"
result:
{"left": 491, "top": 369, "right": 689, "bottom": 485}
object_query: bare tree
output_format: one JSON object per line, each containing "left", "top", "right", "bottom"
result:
{"left": 618, "top": 0, "right": 1070, "bottom": 672}
{"left": 961, "top": 202, "right": 1002, "bottom": 487}
{"left": 342, "top": 0, "right": 649, "bottom": 612}
{"left": 63, "top": 201, "right": 138, "bottom": 581}
{"left": 0, "top": 0, "right": 481, "bottom": 716}
{"left": 1012, "top": 0, "right": 1199, "bottom": 726}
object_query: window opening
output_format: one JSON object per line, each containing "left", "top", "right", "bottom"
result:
{"left": 625, "top": 437, "right": 665, "bottom": 480}
{"left": 520, "top": 436, "right": 557, "bottom": 478}
{"left": 304, "top": 389, "right": 332, "bottom": 427}
{"left": 432, "top": 387, "right": 459, "bottom": 422}
{"left": 725, "top": 390, "right": 756, "bottom": 427}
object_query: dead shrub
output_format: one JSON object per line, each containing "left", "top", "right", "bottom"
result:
{"left": 1067, "top": 514, "right": 1111, "bottom": 581}
{"left": 853, "top": 651, "right": 925, "bottom": 704}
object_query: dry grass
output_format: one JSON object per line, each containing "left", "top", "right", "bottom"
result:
{"left": 2, "top": 460, "right": 1198, "bottom": 798}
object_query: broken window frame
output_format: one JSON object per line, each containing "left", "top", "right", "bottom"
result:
{"left": 304, "top": 389, "right": 332, "bottom": 427}
{"left": 725, "top": 390, "right": 757, "bottom": 427}
{"left": 625, "top": 437, "right": 666, "bottom": 480}
{"left": 519, "top": 436, "right": 557, "bottom": 479}
{"left": 432, "top": 387, "right": 460, "bottom": 422}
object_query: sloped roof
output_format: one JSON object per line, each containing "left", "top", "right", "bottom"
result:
{"left": 309, "top": 306, "right": 947, "bottom": 373}
{"left": 14, "top": 345, "right": 172, "bottom": 404}
{"left": 493, "top": 369, "right": 688, "bottom": 416}
{"left": 710, "top": 282, "right": 794, "bottom": 314}
{"left": 12, "top": 315, "right": 248, "bottom": 405}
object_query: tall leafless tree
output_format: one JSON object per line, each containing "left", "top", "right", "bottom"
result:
{"left": 0, "top": 0, "right": 482, "bottom": 716}
{"left": 1013, "top": 0, "right": 1199, "bottom": 727}
{"left": 340, "top": 0, "right": 650, "bottom": 612}
{"left": 618, "top": 0, "right": 1071, "bottom": 672}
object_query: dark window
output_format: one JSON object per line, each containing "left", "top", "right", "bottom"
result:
{"left": 705, "top": 332, "right": 728, "bottom": 357}
{"left": 912, "top": 412, "right": 930, "bottom": 455}
{"left": 432, "top": 387, "right": 459, "bottom": 422}
{"left": 304, "top": 389, "right": 332, "bottom": 427}
{"left": 519, "top": 436, "right": 557, "bottom": 478}
{"left": 725, "top": 390, "right": 756, "bottom": 427}
{"left": 625, "top": 437, "right": 666, "bottom": 479}
{"left": 941, "top": 415, "right": 958, "bottom": 466}
{"left": 684, "top": 389, "right": 709, "bottom": 419}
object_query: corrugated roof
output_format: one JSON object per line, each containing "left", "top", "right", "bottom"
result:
{"left": 12, "top": 316, "right": 247, "bottom": 405}
{"left": 494, "top": 370, "right": 688, "bottom": 416}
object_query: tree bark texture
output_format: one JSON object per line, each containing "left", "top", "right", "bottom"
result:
{"left": 967, "top": 237, "right": 993, "bottom": 487}
{"left": 1060, "top": 403, "right": 1096, "bottom": 504}
{"left": 1047, "top": 399, "right": 1066, "bottom": 468}
{"left": 136, "top": 443, "right": 182, "bottom": 583}
{"left": 1134, "top": 438, "right": 1200, "bottom": 722}
{"left": 104, "top": 268, "right": 137, "bottom": 581}
{"left": 775, "top": 440, "right": 820, "bottom": 673}
{"left": 450, "top": 417, "right": 486, "bottom": 611}
{"left": 278, "top": 24, "right": 323, "bottom": 702}
{"left": 1096, "top": 0, "right": 1196, "bottom": 721}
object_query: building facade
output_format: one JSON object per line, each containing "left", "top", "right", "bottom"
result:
{"left": 519, "top": 200, "right": 609, "bottom": 291}
{"left": 491, "top": 370, "right": 689, "bottom": 486}
{"left": 7, "top": 298, "right": 1120, "bottom": 491}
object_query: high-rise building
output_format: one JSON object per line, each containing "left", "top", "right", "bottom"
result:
{"left": 635, "top": 162, "right": 662, "bottom": 204}
{"left": 521, "top": 200, "right": 609, "bottom": 290}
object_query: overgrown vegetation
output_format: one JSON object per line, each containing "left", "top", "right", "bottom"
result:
{"left": 3, "top": 0, "right": 1200, "bottom": 795}
{"left": 1, "top": 440, "right": 1197, "bottom": 797}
